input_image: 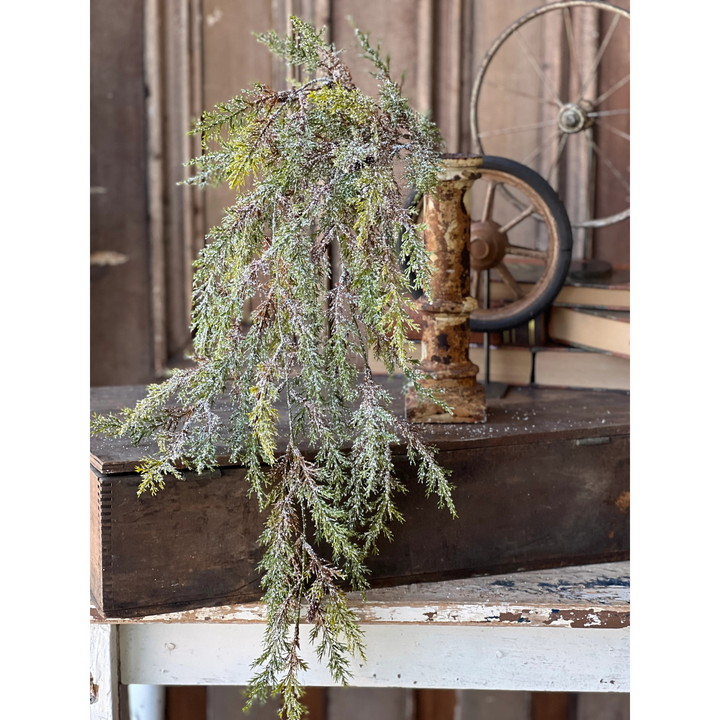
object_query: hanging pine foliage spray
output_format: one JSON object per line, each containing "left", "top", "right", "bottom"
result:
{"left": 92, "top": 17, "right": 455, "bottom": 719}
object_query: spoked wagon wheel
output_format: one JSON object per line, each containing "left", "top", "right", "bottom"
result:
{"left": 467, "top": 156, "right": 572, "bottom": 332}
{"left": 470, "top": 1, "right": 629, "bottom": 234}
{"left": 403, "top": 156, "right": 572, "bottom": 332}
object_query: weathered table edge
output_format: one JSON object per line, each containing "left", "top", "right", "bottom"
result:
{"left": 92, "top": 561, "right": 630, "bottom": 630}
{"left": 91, "top": 382, "right": 630, "bottom": 475}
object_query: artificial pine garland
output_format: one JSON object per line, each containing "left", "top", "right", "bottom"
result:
{"left": 92, "top": 17, "right": 455, "bottom": 718}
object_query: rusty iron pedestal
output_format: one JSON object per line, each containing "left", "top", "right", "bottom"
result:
{"left": 406, "top": 155, "right": 487, "bottom": 423}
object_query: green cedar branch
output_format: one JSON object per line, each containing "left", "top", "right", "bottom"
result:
{"left": 91, "top": 16, "right": 454, "bottom": 720}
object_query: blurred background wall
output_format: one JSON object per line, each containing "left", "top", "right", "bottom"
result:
{"left": 91, "top": 0, "right": 629, "bottom": 386}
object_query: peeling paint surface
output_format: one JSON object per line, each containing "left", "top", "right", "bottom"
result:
{"left": 93, "top": 561, "right": 629, "bottom": 629}
{"left": 120, "top": 624, "right": 630, "bottom": 692}
{"left": 101, "top": 562, "right": 630, "bottom": 694}
{"left": 90, "top": 624, "right": 118, "bottom": 720}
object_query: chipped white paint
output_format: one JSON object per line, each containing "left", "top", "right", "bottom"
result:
{"left": 90, "top": 624, "right": 120, "bottom": 720}
{"left": 94, "top": 561, "right": 630, "bottom": 718}
{"left": 120, "top": 623, "right": 629, "bottom": 692}
{"left": 94, "top": 562, "right": 629, "bottom": 630}
{"left": 101, "top": 600, "right": 627, "bottom": 629}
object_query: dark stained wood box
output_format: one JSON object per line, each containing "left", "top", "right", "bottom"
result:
{"left": 91, "top": 379, "right": 629, "bottom": 618}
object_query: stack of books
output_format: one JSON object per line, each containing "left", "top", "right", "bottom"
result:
{"left": 370, "top": 261, "right": 629, "bottom": 391}
{"left": 485, "top": 261, "right": 630, "bottom": 391}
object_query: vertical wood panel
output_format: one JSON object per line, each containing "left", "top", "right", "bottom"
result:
{"left": 469, "top": 0, "right": 544, "bottom": 162}
{"left": 536, "top": 3, "right": 566, "bottom": 254}
{"left": 304, "top": 687, "right": 328, "bottom": 720}
{"left": 531, "top": 692, "right": 576, "bottom": 720}
{"left": 190, "top": 0, "right": 207, "bottom": 268}
{"left": 202, "top": 0, "right": 273, "bottom": 232}
{"left": 416, "top": 689, "right": 456, "bottom": 720}
{"left": 591, "top": 0, "right": 630, "bottom": 266}
{"left": 207, "top": 687, "right": 278, "bottom": 719}
{"left": 416, "top": 0, "right": 434, "bottom": 116}
{"left": 145, "top": 0, "right": 168, "bottom": 376}
{"left": 432, "top": 0, "right": 453, "bottom": 149}
{"left": 576, "top": 693, "right": 629, "bottom": 720}
{"left": 458, "top": 0, "right": 475, "bottom": 153}
{"left": 144, "top": 0, "right": 207, "bottom": 371}
{"left": 456, "top": 690, "right": 531, "bottom": 720}
{"left": 166, "top": 686, "right": 207, "bottom": 720}
{"left": 562, "top": 5, "right": 599, "bottom": 259}
{"left": 163, "top": 0, "right": 194, "bottom": 359}
{"left": 446, "top": 0, "right": 463, "bottom": 153}
{"left": 205, "top": 686, "right": 327, "bottom": 720}
{"left": 332, "top": 0, "right": 418, "bottom": 106}
{"left": 270, "top": 0, "right": 289, "bottom": 91}
{"left": 180, "top": 0, "right": 197, "bottom": 339}
{"left": 316, "top": 0, "right": 332, "bottom": 39}
{"left": 91, "top": 0, "right": 154, "bottom": 386}
{"left": 436, "top": 0, "right": 475, "bottom": 154}
{"left": 468, "top": 0, "right": 545, "bottom": 255}
{"left": 327, "top": 688, "right": 411, "bottom": 720}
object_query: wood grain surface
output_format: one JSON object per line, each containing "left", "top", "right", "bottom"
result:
{"left": 91, "top": 433, "right": 629, "bottom": 617}
{"left": 90, "top": 377, "right": 629, "bottom": 474}
{"left": 90, "top": 379, "right": 629, "bottom": 618}
{"left": 91, "top": 0, "right": 154, "bottom": 386}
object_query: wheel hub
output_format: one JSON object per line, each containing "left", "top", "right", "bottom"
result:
{"left": 558, "top": 100, "right": 594, "bottom": 134}
{"left": 470, "top": 220, "right": 508, "bottom": 272}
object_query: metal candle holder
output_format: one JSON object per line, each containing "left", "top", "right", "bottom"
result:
{"left": 405, "top": 155, "right": 487, "bottom": 424}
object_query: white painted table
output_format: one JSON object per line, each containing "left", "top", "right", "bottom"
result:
{"left": 90, "top": 561, "right": 629, "bottom": 719}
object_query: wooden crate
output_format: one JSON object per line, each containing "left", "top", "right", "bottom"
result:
{"left": 91, "top": 379, "right": 629, "bottom": 618}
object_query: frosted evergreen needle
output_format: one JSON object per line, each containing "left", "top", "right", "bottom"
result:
{"left": 91, "top": 16, "right": 455, "bottom": 720}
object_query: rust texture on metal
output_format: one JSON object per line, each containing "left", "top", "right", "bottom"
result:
{"left": 469, "top": 220, "right": 508, "bottom": 273}
{"left": 406, "top": 155, "right": 487, "bottom": 423}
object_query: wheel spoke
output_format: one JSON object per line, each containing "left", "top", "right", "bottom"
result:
{"left": 498, "top": 205, "right": 534, "bottom": 234}
{"left": 513, "top": 28, "right": 563, "bottom": 108}
{"left": 578, "top": 13, "right": 621, "bottom": 101}
{"left": 481, "top": 181, "right": 497, "bottom": 223}
{"left": 547, "top": 132, "right": 569, "bottom": 188}
{"left": 478, "top": 119, "right": 559, "bottom": 139}
{"left": 563, "top": 8, "right": 583, "bottom": 99}
{"left": 588, "top": 109, "right": 630, "bottom": 118}
{"left": 472, "top": 5, "right": 629, "bottom": 232}
{"left": 506, "top": 244, "right": 548, "bottom": 260}
{"left": 593, "top": 119, "right": 630, "bottom": 142}
{"left": 522, "top": 131, "right": 562, "bottom": 170}
{"left": 495, "top": 261, "right": 525, "bottom": 299}
{"left": 483, "top": 80, "right": 559, "bottom": 107}
{"left": 482, "top": 269, "right": 491, "bottom": 310}
{"left": 595, "top": 73, "right": 630, "bottom": 106}
{"left": 574, "top": 206, "right": 630, "bottom": 229}
{"left": 470, "top": 268, "right": 480, "bottom": 300}
{"left": 587, "top": 136, "right": 630, "bottom": 193}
